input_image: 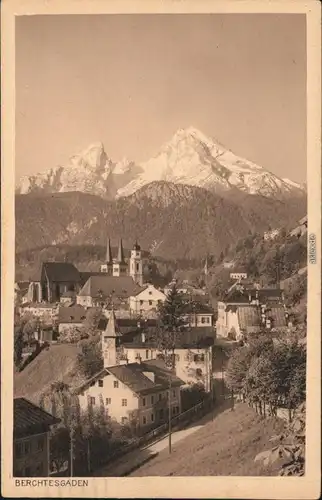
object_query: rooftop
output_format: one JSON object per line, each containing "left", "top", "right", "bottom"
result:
{"left": 14, "top": 397, "right": 60, "bottom": 438}
{"left": 76, "top": 359, "right": 184, "bottom": 396}
{"left": 58, "top": 304, "right": 87, "bottom": 323}
{"left": 78, "top": 275, "right": 144, "bottom": 299}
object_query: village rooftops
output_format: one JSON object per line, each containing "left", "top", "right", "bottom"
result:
{"left": 75, "top": 359, "right": 184, "bottom": 396}
{"left": 78, "top": 275, "right": 144, "bottom": 299}
{"left": 14, "top": 397, "right": 60, "bottom": 439}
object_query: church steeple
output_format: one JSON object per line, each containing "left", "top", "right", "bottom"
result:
{"left": 100, "top": 237, "right": 113, "bottom": 274}
{"left": 117, "top": 238, "right": 125, "bottom": 263}
{"left": 106, "top": 237, "right": 113, "bottom": 263}
{"left": 102, "top": 307, "right": 126, "bottom": 368}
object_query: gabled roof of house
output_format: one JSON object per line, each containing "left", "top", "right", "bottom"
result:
{"left": 58, "top": 305, "right": 87, "bottom": 324}
{"left": 78, "top": 275, "right": 143, "bottom": 299}
{"left": 42, "top": 262, "right": 81, "bottom": 283}
{"left": 75, "top": 360, "right": 185, "bottom": 396}
{"left": 266, "top": 306, "right": 287, "bottom": 327}
{"left": 237, "top": 305, "right": 261, "bottom": 330}
{"left": 108, "top": 361, "right": 184, "bottom": 395}
{"left": 14, "top": 397, "right": 60, "bottom": 437}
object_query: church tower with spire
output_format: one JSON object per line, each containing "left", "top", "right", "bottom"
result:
{"left": 100, "top": 237, "right": 113, "bottom": 274}
{"left": 130, "top": 241, "right": 143, "bottom": 286}
{"left": 112, "top": 239, "right": 128, "bottom": 277}
{"left": 102, "top": 308, "right": 127, "bottom": 368}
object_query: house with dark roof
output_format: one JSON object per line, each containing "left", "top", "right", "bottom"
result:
{"left": 13, "top": 397, "right": 60, "bottom": 477}
{"left": 216, "top": 286, "right": 287, "bottom": 339}
{"left": 75, "top": 309, "right": 184, "bottom": 434}
{"left": 58, "top": 304, "right": 87, "bottom": 337}
{"left": 75, "top": 360, "right": 184, "bottom": 433}
{"left": 76, "top": 275, "right": 144, "bottom": 309}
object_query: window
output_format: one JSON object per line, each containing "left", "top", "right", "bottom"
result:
{"left": 136, "top": 263, "right": 140, "bottom": 272}
{"left": 122, "top": 399, "right": 127, "bottom": 407}
{"left": 149, "top": 290, "right": 152, "bottom": 295}
{"left": 140, "top": 300, "right": 143, "bottom": 305}
{"left": 172, "top": 390, "right": 176, "bottom": 398}
{"left": 201, "top": 317, "right": 206, "bottom": 324}
{"left": 90, "top": 380, "right": 96, "bottom": 387}
{"left": 113, "top": 381, "right": 119, "bottom": 388}
{"left": 142, "top": 416, "right": 147, "bottom": 425}
{"left": 142, "top": 397, "right": 146, "bottom": 406}
{"left": 148, "top": 301, "right": 153, "bottom": 306}
{"left": 37, "top": 437, "right": 44, "bottom": 451}
{"left": 151, "top": 413, "right": 154, "bottom": 422}
{"left": 24, "top": 441, "right": 31, "bottom": 454}
{"left": 146, "top": 350, "right": 149, "bottom": 359}
{"left": 15, "top": 443, "right": 23, "bottom": 458}
{"left": 90, "top": 397, "right": 96, "bottom": 405}
{"left": 106, "top": 398, "right": 111, "bottom": 405}
{"left": 196, "top": 368, "right": 203, "bottom": 377}
{"left": 158, "top": 393, "right": 162, "bottom": 401}
{"left": 98, "top": 379, "right": 104, "bottom": 387}
{"left": 121, "top": 417, "right": 127, "bottom": 424}
{"left": 206, "top": 317, "right": 210, "bottom": 324}
{"left": 151, "top": 395, "right": 154, "bottom": 404}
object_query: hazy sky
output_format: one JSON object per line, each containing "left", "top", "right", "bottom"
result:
{"left": 16, "top": 14, "right": 306, "bottom": 183}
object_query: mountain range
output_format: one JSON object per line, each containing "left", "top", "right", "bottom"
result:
{"left": 16, "top": 181, "right": 306, "bottom": 261}
{"left": 16, "top": 127, "right": 306, "bottom": 201}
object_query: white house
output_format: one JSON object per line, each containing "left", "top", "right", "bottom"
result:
{"left": 129, "top": 284, "right": 166, "bottom": 317}
{"left": 75, "top": 310, "right": 184, "bottom": 433}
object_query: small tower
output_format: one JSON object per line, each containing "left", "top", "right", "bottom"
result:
{"left": 112, "top": 239, "right": 128, "bottom": 277}
{"left": 130, "top": 241, "right": 143, "bottom": 286}
{"left": 100, "top": 237, "right": 113, "bottom": 274}
{"left": 102, "top": 308, "right": 126, "bottom": 368}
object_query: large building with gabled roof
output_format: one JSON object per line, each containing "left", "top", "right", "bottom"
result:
{"left": 75, "top": 309, "right": 184, "bottom": 433}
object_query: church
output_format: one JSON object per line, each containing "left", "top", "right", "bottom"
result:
{"left": 100, "top": 238, "right": 143, "bottom": 287}
{"left": 24, "top": 239, "right": 144, "bottom": 304}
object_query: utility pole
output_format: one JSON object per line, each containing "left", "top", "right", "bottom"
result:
{"left": 70, "top": 427, "right": 74, "bottom": 477}
{"left": 168, "top": 374, "right": 172, "bottom": 454}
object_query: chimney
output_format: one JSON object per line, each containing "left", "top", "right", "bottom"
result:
{"left": 143, "top": 371, "right": 155, "bottom": 383}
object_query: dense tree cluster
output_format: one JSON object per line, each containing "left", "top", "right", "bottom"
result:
{"left": 226, "top": 334, "right": 306, "bottom": 420}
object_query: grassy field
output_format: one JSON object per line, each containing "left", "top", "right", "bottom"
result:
{"left": 14, "top": 343, "right": 82, "bottom": 404}
{"left": 130, "top": 403, "right": 286, "bottom": 476}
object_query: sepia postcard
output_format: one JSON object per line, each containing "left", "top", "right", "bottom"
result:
{"left": 1, "top": 0, "right": 321, "bottom": 498}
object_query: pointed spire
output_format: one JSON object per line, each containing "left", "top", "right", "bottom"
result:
{"left": 117, "top": 238, "right": 125, "bottom": 263}
{"left": 105, "top": 307, "right": 120, "bottom": 337}
{"left": 106, "top": 237, "right": 112, "bottom": 263}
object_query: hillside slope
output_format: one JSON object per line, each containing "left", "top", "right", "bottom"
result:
{"left": 14, "top": 344, "right": 82, "bottom": 405}
{"left": 130, "top": 403, "right": 285, "bottom": 477}
{"left": 15, "top": 182, "right": 306, "bottom": 261}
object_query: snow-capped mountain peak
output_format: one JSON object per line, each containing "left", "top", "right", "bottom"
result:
{"left": 16, "top": 127, "right": 306, "bottom": 200}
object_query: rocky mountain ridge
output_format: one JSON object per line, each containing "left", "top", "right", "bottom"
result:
{"left": 15, "top": 181, "right": 306, "bottom": 261}
{"left": 17, "top": 127, "right": 306, "bottom": 201}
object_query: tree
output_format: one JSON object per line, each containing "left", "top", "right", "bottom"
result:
{"left": 155, "top": 285, "right": 187, "bottom": 368}
{"left": 77, "top": 334, "right": 103, "bottom": 378}
{"left": 82, "top": 308, "right": 102, "bottom": 337}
